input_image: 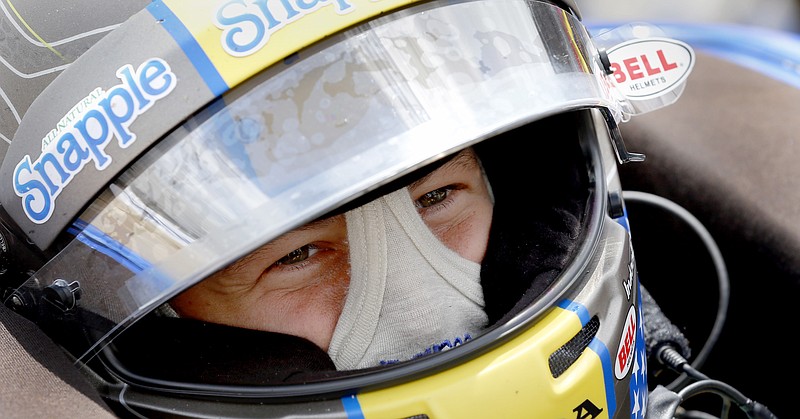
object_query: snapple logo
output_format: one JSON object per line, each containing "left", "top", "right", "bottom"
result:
{"left": 13, "top": 58, "right": 177, "bottom": 224}
{"left": 214, "top": 0, "right": 356, "bottom": 57}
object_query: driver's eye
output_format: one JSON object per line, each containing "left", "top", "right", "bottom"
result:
{"left": 276, "top": 246, "right": 311, "bottom": 266}
{"left": 417, "top": 187, "right": 450, "bottom": 208}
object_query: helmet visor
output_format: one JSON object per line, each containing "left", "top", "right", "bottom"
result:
{"left": 11, "top": 0, "right": 622, "bottom": 365}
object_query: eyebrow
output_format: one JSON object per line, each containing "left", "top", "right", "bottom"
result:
{"left": 229, "top": 216, "right": 341, "bottom": 270}
{"left": 408, "top": 149, "right": 479, "bottom": 191}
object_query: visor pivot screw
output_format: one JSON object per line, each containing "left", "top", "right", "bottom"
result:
{"left": 8, "top": 293, "right": 25, "bottom": 310}
{"left": 598, "top": 49, "right": 614, "bottom": 75}
{"left": 43, "top": 279, "right": 82, "bottom": 312}
{"left": 4, "top": 286, "right": 35, "bottom": 316}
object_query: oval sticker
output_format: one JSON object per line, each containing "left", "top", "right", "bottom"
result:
{"left": 614, "top": 305, "right": 638, "bottom": 380}
{"left": 606, "top": 37, "right": 695, "bottom": 100}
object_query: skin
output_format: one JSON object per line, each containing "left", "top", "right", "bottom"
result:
{"left": 170, "top": 147, "right": 494, "bottom": 352}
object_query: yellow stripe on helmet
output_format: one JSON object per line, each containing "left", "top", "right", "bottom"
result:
{"left": 356, "top": 304, "right": 614, "bottom": 418}
{"left": 159, "top": 0, "right": 422, "bottom": 91}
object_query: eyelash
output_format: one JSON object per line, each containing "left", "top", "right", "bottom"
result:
{"left": 416, "top": 185, "right": 459, "bottom": 210}
{"left": 273, "top": 245, "right": 319, "bottom": 269}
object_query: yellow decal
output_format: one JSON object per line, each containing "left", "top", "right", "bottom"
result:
{"left": 356, "top": 306, "right": 612, "bottom": 418}
{"left": 160, "top": 0, "right": 420, "bottom": 90}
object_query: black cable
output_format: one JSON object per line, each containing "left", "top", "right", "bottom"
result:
{"left": 656, "top": 345, "right": 708, "bottom": 381}
{"left": 677, "top": 379, "right": 777, "bottom": 419}
{"left": 657, "top": 337, "right": 778, "bottom": 418}
{"left": 678, "top": 410, "right": 726, "bottom": 419}
{"left": 625, "top": 192, "right": 779, "bottom": 418}
{"left": 622, "top": 190, "right": 729, "bottom": 390}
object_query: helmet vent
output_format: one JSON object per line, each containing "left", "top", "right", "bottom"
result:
{"left": 548, "top": 315, "right": 600, "bottom": 378}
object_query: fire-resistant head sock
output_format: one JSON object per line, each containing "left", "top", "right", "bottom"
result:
{"left": 328, "top": 187, "right": 487, "bottom": 370}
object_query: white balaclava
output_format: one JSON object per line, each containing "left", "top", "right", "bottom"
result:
{"left": 327, "top": 186, "right": 488, "bottom": 370}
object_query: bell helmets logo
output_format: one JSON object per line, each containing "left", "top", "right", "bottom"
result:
{"left": 606, "top": 37, "right": 695, "bottom": 100}
{"left": 615, "top": 305, "right": 637, "bottom": 380}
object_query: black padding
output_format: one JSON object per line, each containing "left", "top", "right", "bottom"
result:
{"left": 477, "top": 112, "right": 590, "bottom": 325}
{"left": 109, "top": 316, "right": 337, "bottom": 386}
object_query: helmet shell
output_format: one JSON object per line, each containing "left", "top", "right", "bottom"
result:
{"left": 0, "top": 1, "right": 656, "bottom": 418}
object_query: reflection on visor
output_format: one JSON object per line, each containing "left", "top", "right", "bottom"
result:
{"left": 12, "top": 0, "right": 622, "bottom": 363}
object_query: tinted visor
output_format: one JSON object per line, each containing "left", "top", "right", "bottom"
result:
{"left": 9, "top": 0, "right": 623, "bottom": 367}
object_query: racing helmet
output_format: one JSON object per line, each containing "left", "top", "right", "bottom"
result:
{"left": 0, "top": 0, "right": 693, "bottom": 417}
